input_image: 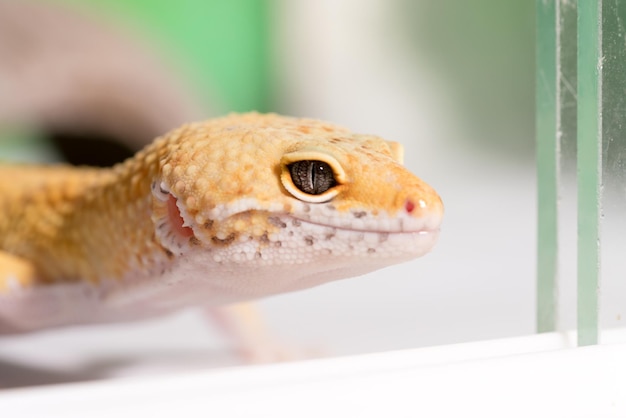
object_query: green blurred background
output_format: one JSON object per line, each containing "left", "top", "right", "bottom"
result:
{"left": 0, "top": 0, "right": 536, "bottom": 162}
{"left": 59, "top": 0, "right": 275, "bottom": 113}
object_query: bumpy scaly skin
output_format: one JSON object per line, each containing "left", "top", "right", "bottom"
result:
{"left": 0, "top": 113, "right": 443, "bottom": 334}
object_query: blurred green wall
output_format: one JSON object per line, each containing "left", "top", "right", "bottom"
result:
{"left": 59, "top": 0, "right": 274, "bottom": 113}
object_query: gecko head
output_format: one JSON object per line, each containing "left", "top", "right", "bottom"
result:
{"left": 148, "top": 113, "right": 443, "bottom": 295}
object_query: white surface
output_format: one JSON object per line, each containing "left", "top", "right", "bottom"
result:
{"left": 2, "top": 331, "right": 625, "bottom": 418}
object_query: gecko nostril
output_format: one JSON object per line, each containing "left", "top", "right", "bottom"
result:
{"left": 405, "top": 199, "right": 415, "bottom": 214}
{"left": 405, "top": 198, "right": 430, "bottom": 215}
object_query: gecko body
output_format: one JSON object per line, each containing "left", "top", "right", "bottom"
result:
{"left": 0, "top": 113, "right": 443, "bottom": 336}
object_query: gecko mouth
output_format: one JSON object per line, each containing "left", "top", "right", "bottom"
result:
{"left": 277, "top": 214, "right": 441, "bottom": 260}
{"left": 282, "top": 214, "right": 442, "bottom": 235}
{"left": 262, "top": 214, "right": 441, "bottom": 261}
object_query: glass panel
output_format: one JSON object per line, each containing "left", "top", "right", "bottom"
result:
{"left": 599, "top": 0, "right": 626, "bottom": 343}
{"left": 556, "top": 0, "right": 579, "bottom": 336}
{"left": 536, "top": 0, "right": 626, "bottom": 345}
{"left": 576, "top": 0, "right": 601, "bottom": 346}
{"left": 536, "top": 0, "right": 578, "bottom": 335}
{"left": 536, "top": 0, "right": 558, "bottom": 333}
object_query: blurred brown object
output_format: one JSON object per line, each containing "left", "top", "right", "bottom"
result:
{"left": 0, "top": 0, "right": 208, "bottom": 165}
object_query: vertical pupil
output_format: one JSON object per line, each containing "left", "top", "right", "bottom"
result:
{"left": 307, "top": 162, "right": 316, "bottom": 191}
{"left": 288, "top": 160, "right": 336, "bottom": 195}
{"left": 310, "top": 162, "right": 325, "bottom": 191}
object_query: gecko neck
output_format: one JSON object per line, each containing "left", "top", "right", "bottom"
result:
{"left": 73, "top": 156, "right": 168, "bottom": 282}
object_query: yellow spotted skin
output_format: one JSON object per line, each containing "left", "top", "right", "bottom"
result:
{"left": 0, "top": 156, "right": 159, "bottom": 286}
{"left": 0, "top": 113, "right": 443, "bottom": 334}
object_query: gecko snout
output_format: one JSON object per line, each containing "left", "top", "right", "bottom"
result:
{"left": 396, "top": 181, "right": 444, "bottom": 233}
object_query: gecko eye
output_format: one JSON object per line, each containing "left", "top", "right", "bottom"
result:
{"left": 288, "top": 160, "right": 337, "bottom": 195}
{"left": 280, "top": 151, "right": 345, "bottom": 203}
